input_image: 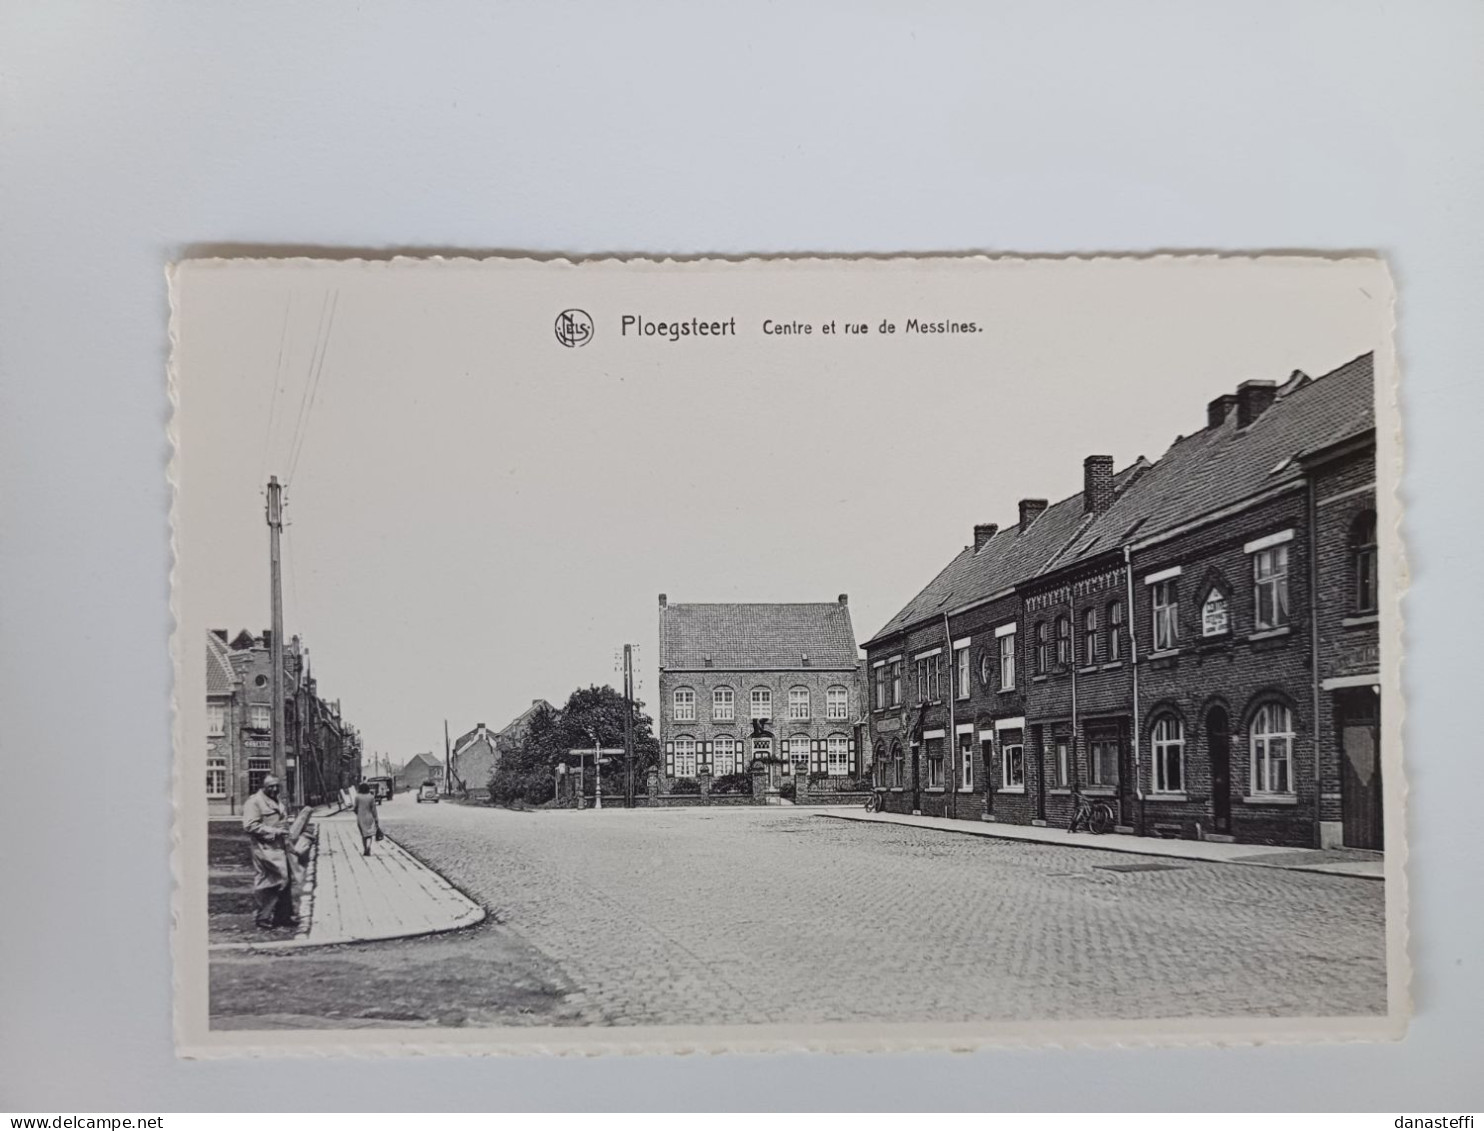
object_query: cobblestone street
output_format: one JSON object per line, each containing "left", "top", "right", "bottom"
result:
{"left": 369, "top": 801, "right": 1386, "bottom": 1028}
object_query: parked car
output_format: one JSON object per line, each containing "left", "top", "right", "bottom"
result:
{"left": 417, "top": 781, "right": 440, "bottom": 804}
{"left": 367, "top": 776, "right": 394, "bottom": 801}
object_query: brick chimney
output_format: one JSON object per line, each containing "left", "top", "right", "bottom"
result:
{"left": 1083, "top": 455, "right": 1115, "bottom": 514}
{"left": 658, "top": 593, "right": 667, "bottom": 608}
{"left": 1235, "top": 379, "right": 1278, "bottom": 427}
{"left": 837, "top": 594, "right": 848, "bottom": 605}
{"left": 973, "top": 523, "right": 999, "bottom": 549}
{"left": 1207, "top": 393, "right": 1238, "bottom": 428}
{"left": 1018, "top": 499, "right": 1048, "bottom": 529}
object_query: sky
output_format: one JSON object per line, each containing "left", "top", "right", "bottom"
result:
{"left": 173, "top": 256, "right": 1391, "bottom": 762}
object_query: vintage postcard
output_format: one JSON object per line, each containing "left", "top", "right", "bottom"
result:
{"left": 170, "top": 254, "right": 1406, "bottom": 1055}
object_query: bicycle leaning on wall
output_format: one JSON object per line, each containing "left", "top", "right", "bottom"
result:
{"left": 1068, "top": 788, "right": 1116, "bottom": 835}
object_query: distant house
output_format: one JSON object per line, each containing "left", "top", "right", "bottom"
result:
{"left": 399, "top": 751, "right": 443, "bottom": 790}
{"left": 493, "top": 700, "right": 554, "bottom": 765}
{"left": 450, "top": 722, "right": 499, "bottom": 798}
{"left": 657, "top": 595, "right": 864, "bottom": 790}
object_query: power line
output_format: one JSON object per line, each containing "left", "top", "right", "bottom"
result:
{"left": 287, "top": 288, "right": 340, "bottom": 485}
{"left": 259, "top": 295, "right": 293, "bottom": 485}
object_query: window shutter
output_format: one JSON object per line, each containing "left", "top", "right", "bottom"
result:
{"left": 665, "top": 741, "right": 674, "bottom": 777}
{"left": 700, "top": 740, "right": 711, "bottom": 770}
{"left": 848, "top": 737, "right": 857, "bottom": 774}
{"left": 812, "top": 739, "right": 822, "bottom": 774}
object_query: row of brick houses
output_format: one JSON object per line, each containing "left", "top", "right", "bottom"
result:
{"left": 448, "top": 699, "right": 555, "bottom": 798}
{"left": 861, "top": 353, "right": 1382, "bottom": 850}
{"left": 206, "top": 628, "right": 363, "bottom": 815}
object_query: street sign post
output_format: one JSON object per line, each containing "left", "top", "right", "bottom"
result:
{"left": 567, "top": 746, "right": 625, "bottom": 810}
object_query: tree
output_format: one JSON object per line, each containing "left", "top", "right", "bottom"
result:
{"left": 487, "top": 685, "right": 660, "bottom": 806}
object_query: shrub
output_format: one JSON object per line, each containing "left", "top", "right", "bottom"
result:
{"left": 779, "top": 781, "right": 797, "bottom": 801}
{"left": 670, "top": 777, "right": 701, "bottom": 795}
{"left": 710, "top": 772, "right": 751, "bottom": 795}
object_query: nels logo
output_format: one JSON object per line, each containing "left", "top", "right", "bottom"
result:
{"left": 554, "top": 309, "right": 594, "bottom": 348}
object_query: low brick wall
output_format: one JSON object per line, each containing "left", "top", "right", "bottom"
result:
{"left": 794, "top": 793, "right": 872, "bottom": 807}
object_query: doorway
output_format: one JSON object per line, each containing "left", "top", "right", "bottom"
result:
{"left": 1338, "top": 689, "right": 1383, "bottom": 849}
{"left": 1206, "top": 706, "right": 1232, "bottom": 835}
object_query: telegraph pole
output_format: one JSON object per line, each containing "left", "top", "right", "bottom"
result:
{"left": 266, "top": 476, "right": 288, "bottom": 796}
{"left": 444, "top": 718, "right": 453, "bottom": 796}
{"left": 622, "top": 643, "right": 636, "bottom": 808}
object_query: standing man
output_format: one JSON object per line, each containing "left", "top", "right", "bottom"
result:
{"left": 242, "top": 773, "right": 295, "bottom": 929}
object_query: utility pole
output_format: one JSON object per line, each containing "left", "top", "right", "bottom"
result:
{"left": 622, "top": 643, "right": 636, "bottom": 808}
{"left": 266, "top": 477, "right": 288, "bottom": 798}
{"left": 443, "top": 718, "right": 453, "bottom": 796}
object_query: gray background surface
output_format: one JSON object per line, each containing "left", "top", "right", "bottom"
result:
{"left": 1, "top": 0, "right": 1480, "bottom": 1112}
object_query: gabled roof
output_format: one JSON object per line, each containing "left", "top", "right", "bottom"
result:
{"left": 863, "top": 352, "right": 1374, "bottom": 647}
{"left": 864, "top": 460, "right": 1148, "bottom": 647}
{"left": 494, "top": 699, "right": 553, "bottom": 738}
{"left": 1054, "top": 354, "right": 1373, "bottom": 567}
{"left": 207, "top": 631, "right": 237, "bottom": 696}
{"left": 402, "top": 752, "right": 441, "bottom": 772}
{"left": 453, "top": 723, "right": 497, "bottom": 756}
{"left": 660, "top": 601, "right": 860, "bottom": 670}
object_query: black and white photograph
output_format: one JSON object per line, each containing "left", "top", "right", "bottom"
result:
{"left": 169, "top": 254, "right": 1404, "bottom": 1054}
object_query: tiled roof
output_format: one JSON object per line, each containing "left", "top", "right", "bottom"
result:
{"left": 1055, "top": 354, "right": 1373, "bottom": 567}
{"left": 495, "top": 700, "right": 553, "bottom": 737}
{"left": 864, "top": 460, "right": 1148, "bottom": 646}
{"left": 206, "top": 631, "right": 237, "bottom": 695}
{"left": 865, "top": 353, "right": 1373, "bottom": 645}
{"left": 661, "top": 602, "right": 859, "bottom": 670}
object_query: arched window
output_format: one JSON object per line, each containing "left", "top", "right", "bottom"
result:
{"left": 788, "top": 686, "right": 811, "bottom": 720}
{"left": 826, "top": 734, "right": 851, "bottom": 776}
{"left": 891, "top": 741, "right": 905, "bottom": 787}
{"left": 750, "top": 687, "right": 772, "bottom": 720}
{"left": 1035, "top": 621, "right": 1049, "bottom": 673}
{"left": 1201, "top": 588, "right": 1229, "bottom": 636}
{"left": 788, "top": 734, "right": 811, "bottom": 773}
{"left": 672, "top": 687, "right": 696, "bottom": 721}
{"left": 1353, "top": 511, "right": 1379, "bottom": 614}
{"left": 1107, "top": 599, "right": 1124, "bottom": 660}
{"left": 1055, "top": 615, "right": 1072, "bottom": 666}
{"left": 712, "top": 686, "right": 734, "bottom": 721}
{"left": 1082, "top": 606, "right": 1099, "bottom": 664}
{"left": 1151, "top": 714, "right": 1185, "bottom": 794}
{"left": 673, "top": 736, "right": 697, "bottom": 778}
{"left": 826, "top": 685, "right": 849, "bottom": 720}
{"left": 713, "top": 734, "right": 737, "bottom": 776}
{"left": 1250, "top": 702, "right": 1295, "bottom": 795}
{"left": 873, "top": 741, "right": 887, "bottom": 786}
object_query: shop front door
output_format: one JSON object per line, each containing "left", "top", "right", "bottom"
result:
{"left": 1339, "top": 689, "right": 1383, "bottom": 850}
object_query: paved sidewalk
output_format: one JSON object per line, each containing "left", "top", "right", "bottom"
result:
{"left": 211, "top": 811, "right": 485, "bottom": 951}
{"left": 820, "top": 808, "right": 1384, "bottom": 880}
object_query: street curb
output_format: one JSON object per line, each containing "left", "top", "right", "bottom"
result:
{"left": 209, "top": 830, "right": 488, "bottom": 952}
{"left": 816, "top": 811, "right": 1385, "bottom": 882}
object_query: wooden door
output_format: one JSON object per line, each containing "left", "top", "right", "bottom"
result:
{"left": 1339, "top": 690, "right": 1383, "bottom": 849}
{"left": 1206, "top": 706, "right": 1232, "bottom": 835}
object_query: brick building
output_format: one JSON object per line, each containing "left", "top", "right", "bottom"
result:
{"left": 863, "top": 353, "right": 1381, "bottom": 849}
{"left": 449, "top": 722, "right": 498, "bottom": 798}
{"left": 657, "top": 596, "right": 863, "bottom": 791}
{"left": 206, "top": 628, "right": 362, "bottom": 814}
